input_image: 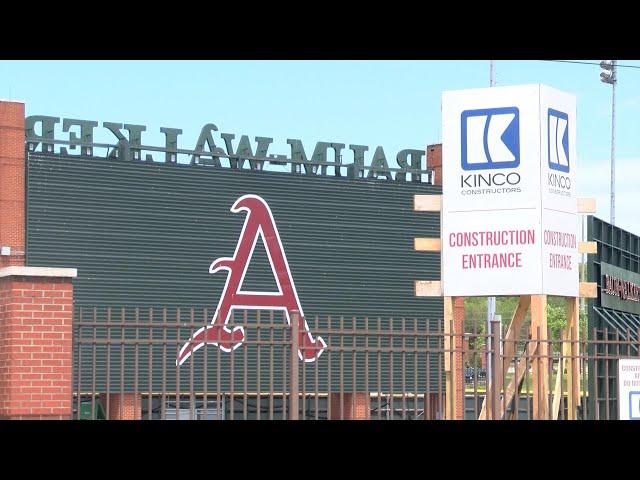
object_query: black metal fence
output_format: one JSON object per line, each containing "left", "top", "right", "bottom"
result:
{"left": 462, "top": 325, "right": 640, "bottom": 420}
{"left": 72, "top": 307, "right": 640, "bottom": 420}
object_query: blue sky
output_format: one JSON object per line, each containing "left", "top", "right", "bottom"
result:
{"left": 1, "top": 60, "right": 638, "bottom": 233}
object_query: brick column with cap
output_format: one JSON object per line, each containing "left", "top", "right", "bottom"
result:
{"left": 428, "top": 143, "right": 465, "bottom": 419}
{"left": 0, "top": 101, "right": 25, "bottom": 268}
{"left": 0, "top": 267, "right": 77, "bottom": 419}
{"left": 0, "top": 100, "right": 78, "bottom": 420}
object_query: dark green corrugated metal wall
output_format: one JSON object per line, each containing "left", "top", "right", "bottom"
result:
{"left": 26, "top": 153, "right": 443, "bottom": 392}
{"left": 586, "top": 215, "right": 640, "bottom": 418}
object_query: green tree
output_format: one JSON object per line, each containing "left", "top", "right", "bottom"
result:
{"left": 464, "top": 296, "right": 589, "bottom": 357}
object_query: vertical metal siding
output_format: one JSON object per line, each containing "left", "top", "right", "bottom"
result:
{"left": 587, "top": 215, "right": 640, "bottom": 418}
{"left": 27, "top": 153, "right": 443, "bottom": 392}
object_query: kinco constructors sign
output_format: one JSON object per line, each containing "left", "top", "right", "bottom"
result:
{"left": 441, "top": 84, "right": 578, "bottom": 297}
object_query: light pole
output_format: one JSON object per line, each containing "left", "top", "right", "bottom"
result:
{"left": 600, "top": 60, "right": 617, "bottom": 225}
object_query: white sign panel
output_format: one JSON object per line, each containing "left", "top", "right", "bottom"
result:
{"left": 441, "top": 84, "right": 578, "bottom": 297}
{"left": 618, "top": 358, "right": 640, "bottom": 420}
{"left": 540, "top": 87, "right": 579, "bottom": 297}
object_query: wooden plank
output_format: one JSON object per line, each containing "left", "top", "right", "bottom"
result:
{"left": 500, "top": 296, "right": 531, "bottom": 382}
{"left": 415, "top": 280, "right": 442, "bottom": 297}
{"left": 579, "top": 282, "right": 598, "bottom": 298}
{"left": 578, "top": 241, "right": 597, "bottom": 254}
{"left": 414, "top": 238, "right": 442, "bottom": 252}
{"left": 577, "top": 198, "right": 596, "bottom": 214}
{"left": 479, "top": 295, "right": 531, "bottom": 420}
{"left": 414, "top": 195, "right": 442, "bottom": 212}
{"left": 552, "top": 355, "right": 564, "bottom": 420}
{"left": 552, "top": 327, "right": 571, "bottom": 420}
{"left": 488, "top": 339, "right": 539, "bottom": 421}
{"left": 530, "top": 295, "right": 549, "bottom": 420}
{"left": 551, "top": 356, "right": 568, "bottom": 420}
{"left": 443, "top": 297, "right": 454, "bottom": 420}
{"left": 566, "top": 297, "right": 580, "bottom": 420}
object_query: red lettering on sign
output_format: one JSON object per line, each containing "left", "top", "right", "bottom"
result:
{"left": 177, "top": 194, "right": 326, "bottom": 366}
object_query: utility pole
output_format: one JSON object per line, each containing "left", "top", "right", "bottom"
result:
{"left": 600, "top": 60, "right": 617, "bottom": 225}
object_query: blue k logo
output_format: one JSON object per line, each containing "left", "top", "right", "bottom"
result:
{"left": 548, "top": 109, "right": 570, "bottom": 173}
{"left": 461, "top": 107, "right": 520, "bottom": 171}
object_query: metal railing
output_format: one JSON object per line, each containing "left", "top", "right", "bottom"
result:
{"left": 71, "top": 306, "right": 640, "bottom": 420}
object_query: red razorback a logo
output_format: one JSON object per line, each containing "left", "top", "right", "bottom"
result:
{"left": 177, "top": 194, "right": 326, "bottom": 366}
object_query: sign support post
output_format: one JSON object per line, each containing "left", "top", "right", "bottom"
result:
{"left": 530, "top": 294, "right": 549, "bottom": 419}
{"left": 566, "top": 296, "right": 580, "bottom": 419}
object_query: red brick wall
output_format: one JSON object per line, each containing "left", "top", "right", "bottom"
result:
{"left": 329, "top": 393, "right": 370, "bottom": 420}
{"left": 0, "top": 275, "right": 73, "bottom": 419}
{"left": 427, "top": 144, "right": 442, "bottom": 187}
{"left": 0, "top": 101, "right": 26, "bottom": 268}
{"left": 0, "top": 100, "right": 77, "bottom": 420}
{"left": 99, "top": 393, "right": 142, "bottom": 420}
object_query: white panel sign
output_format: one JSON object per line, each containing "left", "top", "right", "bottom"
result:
{"left": 441, "top": 84, "right": 578, "bottom": 297}
{"left": 618, "top": 358, "right": 640, "bottom": 420}
{"left": 540, "top": 86, "right": 578, "bottom": 296}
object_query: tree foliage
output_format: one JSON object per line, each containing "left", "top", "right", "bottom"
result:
{"left": 464, "top": 296, "right": 588, "bottom": 344}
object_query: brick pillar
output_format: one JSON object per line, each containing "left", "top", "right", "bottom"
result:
{"left": 463, "top": 337, "right": 470, "bottom": 355}
{"left": 0, "top": 267, "right": 77, "bottom": 419}
{"left": 426, "top": 143, "right": 442, "bottom": 187}
{"left": 423, "top": 393, "right": 441, "bottom": 419}
{"left": 0, "top": 101, "right": 26, "bottom": 268}
{"left": 99, "top": 393, "right": 142, "bottom": 420}
{"left": 329, "top": 393, "right": 370, "bottom": 420}
{"left": 428, "top": 143, "right": 465, "bottom": 419}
